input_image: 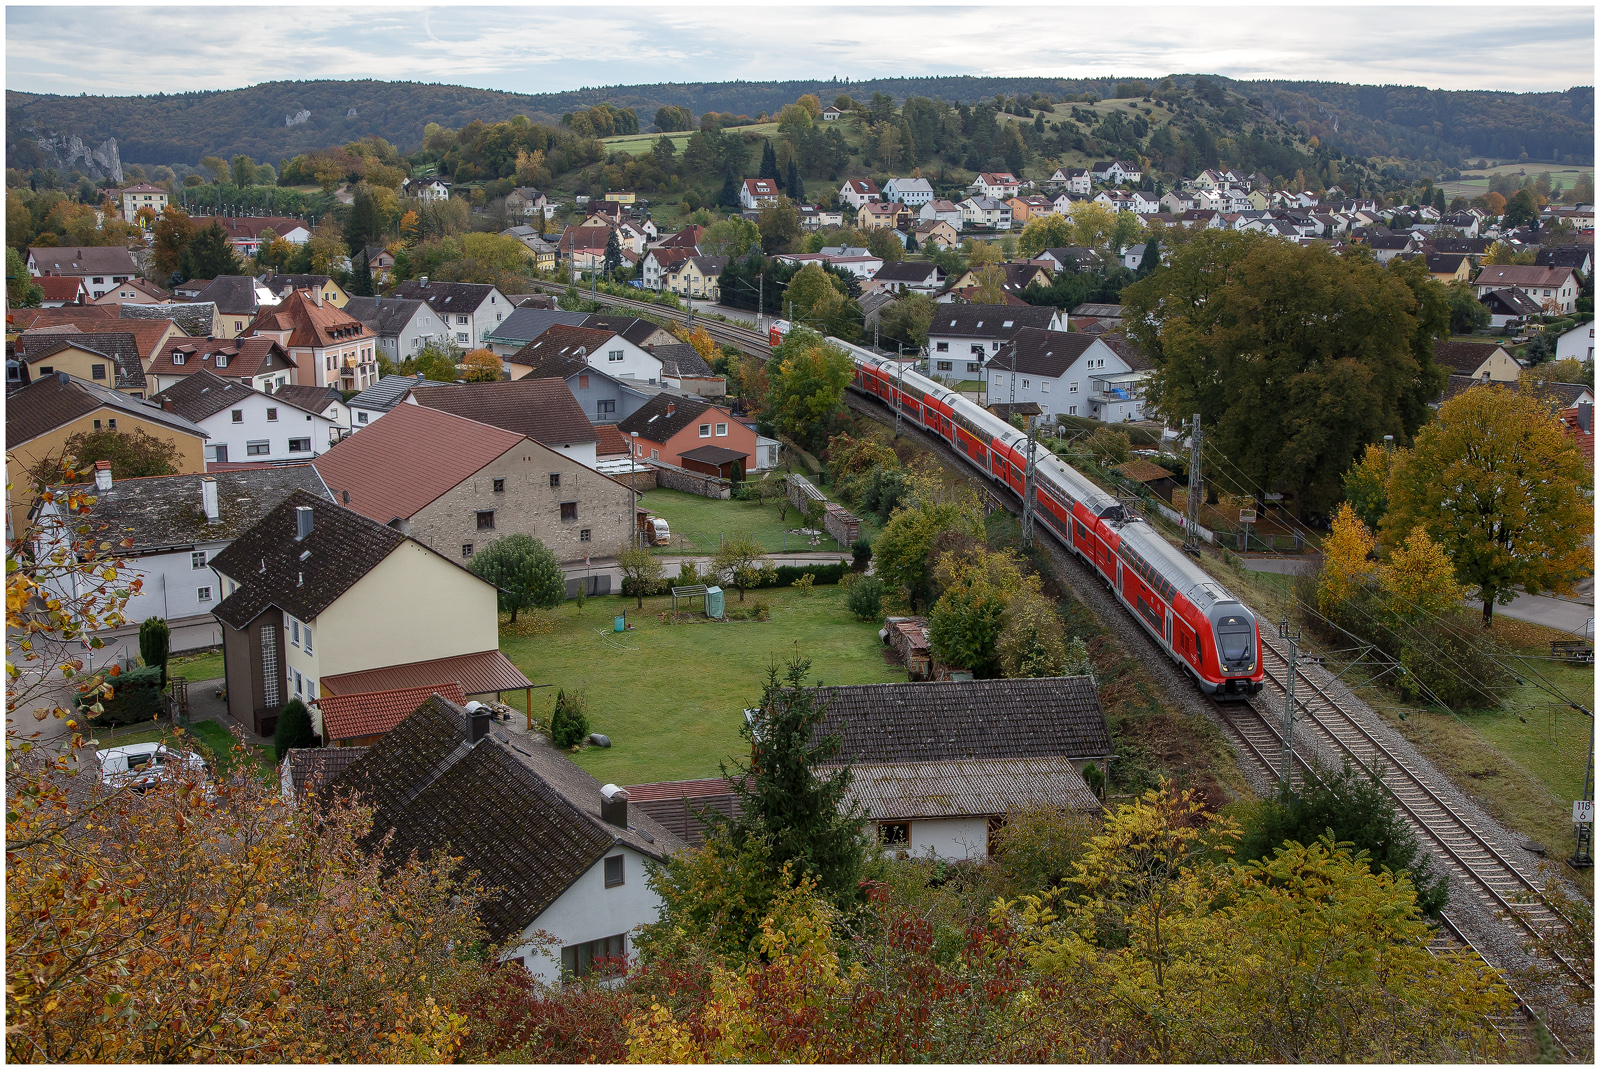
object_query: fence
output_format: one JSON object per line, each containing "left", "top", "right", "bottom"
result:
{"left": 786, "top": 475, "right": 861, "bottom": 549}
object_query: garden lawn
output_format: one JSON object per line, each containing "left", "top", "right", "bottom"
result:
{"left": 87, "top": 719, "right": 276, "bottom": 778}
{"left": 638, "top": 486, "right": 879, "bottom": 555}
{"left": 499, "top": 585, "right": 904, "bottom": 785}
{"left": 168, "top": 649, "right": 224, "bottom": 684}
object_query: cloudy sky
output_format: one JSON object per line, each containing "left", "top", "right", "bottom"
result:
{"left": 6, "top": 2, "right": 1595, "bottom": 98}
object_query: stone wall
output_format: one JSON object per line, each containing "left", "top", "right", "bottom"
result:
{"left": 646, "top": 459, "right": 730, "bottom": 499}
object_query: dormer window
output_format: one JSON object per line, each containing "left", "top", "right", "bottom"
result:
{"left": 172, "top": 352, "right": 186, "bottom": 365}
{"left": 216, "top": 354, "right": 228, "bottom": 368}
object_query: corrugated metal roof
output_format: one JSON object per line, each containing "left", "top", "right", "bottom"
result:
{"left": 840, "top": 757, "right": 1100, "bottom": 819}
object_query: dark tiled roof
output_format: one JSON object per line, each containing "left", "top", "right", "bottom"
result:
{"left": 1070, "top": 302, "right": 1123, "bottom": 319}
{"left": 18, "top": 330, "right": 147, "bottom": 390}
{"left": 810, "top": 677, "right": 1112, "bottom": 763}
{"left": 120, "top": 301, "right": 214, "bottom": 336}
{"left": 1424, "top": 253, "right": 1470, "bottom": 274}
{"left": 506, "top": 324, "right": 615, "bottom": 370}
{"left": 391, "top": 279, "right": 501, "bottom": 314}
{"left": 330, "top": 694, "right": 683, "bottom": 941}
{"left": 344, "top": 296, "right": 437, "bottom": 337}
{"left": 209, "top": 489, "right": 406, "bottom": 629}
{"left": 928, "top": 304, "right": 1059, "bottom": 339}
{"left": 1433, "top": 339, "right": 1506, "bottom": 374}
{"left": 281, "top": 746, "right": 370, "bottom": 807}
{"left": 989, "top": 401, "right": 1043, "bottom": 418}
{"left": 1535, "top": 246, "right": 1592, "bottom": 271}
{"left": 319, "top": 650, "right": 532, "bottom": 697}
{"left": 65, "top": 464, "right": 330, "bottom": 553}
{"left": 580, "top": 314, "right": 675, "bottom": 348}
{"left": 6, "top": 373, "right": 208, "bottom": 448}
{"left": 349, "top": 373, "right": 430, "bottom": 413}
{"left": 651, "top": 343, "right": 713, "bottom": 378}
{"left": 314, "top": 402, "right": 524, "bottom": 523}
{"left": 146, "top": 337, "right": 292, "bottom": 381}
{"left": 409, "top": 377, "right": 599, "bottom": 446}
{"left": 1432, "top": 237, "right": 1493, "bottom": 255}
{"left": 874, "top": 262, "right": 942, "bottom": 284}
{"left": 28, "top": 245, "right": 137, "bottom": 276}
{"left": 617, "top": 392, "right": 716, "bottom": 443}
{"left": 193, "top": 276, "right": 264, "bottom": 316}
{"left": 485, "top": 307, "right": 591, "bottom": 345}
{"left": 1480, "top": 288, "right": 1543, "bottom": 316}
{"left": 988, "top": 327, "right": 1095, "bottom": 378}
{"left": 843, "top": 757, "right": 1099, "bottom": 819}
{"left": 259, "top": 273, "right": 335, "bottom": 298}
{"left": 148, "top": 368, "right": 266, "bottom": 422}
{"left": 268, "top": 383, "right": 344, "bottom": 416}
{"left": 1438, "top": 374, "right": 1593, "bottom": 410}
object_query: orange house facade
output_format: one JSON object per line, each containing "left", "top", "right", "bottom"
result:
{"left": 617, "top": 395, "right": 758, "bottom": 479}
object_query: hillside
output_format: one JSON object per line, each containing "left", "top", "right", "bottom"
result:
{"left": 7, "top": 75, "right": 1592, "bottom": 172}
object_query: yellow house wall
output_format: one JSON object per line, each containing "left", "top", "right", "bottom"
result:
{"left": 309, "top": 541, "right": 499, "bottom": 678}
{"left": 1473, "top": 349, "right": 1522, "bottom": 383}
{"left": 27, "top": 346, "right": 134, "bottom": 394}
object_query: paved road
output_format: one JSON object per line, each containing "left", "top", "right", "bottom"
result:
{"left": 1495, "top": 590, "right": 1594, "bottom": 637}
{"left": 1238, "top": 554, "right": 1317, "bottom": 576}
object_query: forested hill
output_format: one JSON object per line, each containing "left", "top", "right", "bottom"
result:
{"left": 7, "top": 75, "right": 1592, "bottom": 169}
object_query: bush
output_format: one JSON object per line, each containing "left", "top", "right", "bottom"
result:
{"left": 846, "top": 575, "right": 884, "bottom": 621}
{"left": 551, "top": 689, "right": 590, "bottom": 749}
{"left": 752, "top": 597, "right": 772, "bottom": 621}
{"left": 989, "top": 804, "right": 1100, "bottom": 898}
{"left": 79, "top": 663, "right": 165, "bottom": 728}
{"left": 139, "top": 617, "right": 171, "bottom": 687}
{"left": 770, "top": 562, "right": 850, "bottom": 587}
{"left": 791, "top": 572, "right": 816, "bottom": 593}
{"left": 274, "top": 698, "right": 317, "bottom": 757}
{"left": 677, "top": 559, "right": 703, "bottom": 587}
{"left": 851, "top": 537, "right": 873, "bottom": 571}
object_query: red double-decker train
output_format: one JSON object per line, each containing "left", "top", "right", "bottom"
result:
{"left": 838, "top": 340, "right": 1264, "bottom": 699}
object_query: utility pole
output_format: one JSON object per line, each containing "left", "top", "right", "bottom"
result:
{"left": 1184, "top": 413, "right": 1203, "bottom": 554}
{"left": 1278, "top": 616, "right": 1301, "bottom": 788}
{"left": 1021, "top": 412, "right": 1039, "bottom": 550}
{"left": 1572, "top": 706, "right": 1595, "bottom": 869}
{"left": 895, "top": 347, "right": 904, "bottom": 436}
{"left": 758, "top": 272, "right": 764, "bottom": 335}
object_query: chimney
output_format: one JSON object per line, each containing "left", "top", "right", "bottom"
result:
{"left": 201, "top": 476, "right": 219, "bottom": 523}
{"left": 94, "top": 460, "right": 112, "bottom": 491}
{"left": 419, "top": 276, "right": 429, "bottom": 287}
{"left": 311, "top": 287, "right": 323, "bottom": 308}
{"left": 600, "top": 783, "right": 629, "bottom": 828}
{"left": 464, "top": 700, "right": 493, "bottom": 744}
{"left": 162, "top": 398, "right": 175, "bottom": 412}
{"left": 666, "top": 401, "right": 675, "bottom": 416}
{"left": 294, "top": 504, "right": 314, "bottom": 540}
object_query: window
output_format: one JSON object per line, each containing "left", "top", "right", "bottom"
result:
{"left": 560, "top": 502, "right": 578, "bottom": 520}
{"left": 247, "top": 441, "right": 270, "bottom": 456}
{"left": 715, "top": 423, "right": 727, "bottom": 436}
{"left": 209, "top": 444, "right": 228, "bottom": 463}
{"left": 604, "top": 854, "right": 625, "bottom": 887}
{"left": 294, "top": 670, "right": 303, "bottom": 697}
{"left": 699, "top": 424, "right": 711, "bottom": 438}
{"left": 285, "top": 437, "right": 310, "bottom": 453}
{"left": 579, "top": 374, "right": 591, "bottom": 388}
{"left": 457, "top": 332, "right": 469, "bottom": 344}
{"left": 1021, "top": 378, "right": 1030, "bottom": 389}
{"left": 936, "top": 342, "right": 949, "bottom": 352}
{"left": 290, "top": 619, "right": 300, "bottom": 647}
{"left": 232, "top": 409, "right": 244, "bottom": 423}
{"left": 260, "top": 625, "right": 279, "bottom": 707}
{"left": 477, "top": 510, "right": 495, "bottom": 530}
{"left": 39, "top": 367, "right": 53, "bottom": 376}
{"left": 967, "top": 362, "right": 981, "bottom": 373}
{"left": 457, "top": 315, "right": 468, "bottom": 325}
{"left": 197, "top": 586, "right": 213, "bottom": 602}
{"left": 1069, "top": 381, "right": 1078, "bottom": 393}
{"left": 1042, "top": 381, "right": 1050, "bottom": 393}
{"left": 595, "top": 399, "right": 614, "bottom": 417}
{"left": 266, "top": 407, "right": 278, "bottom": 422}
{"left": 493, "top": 478, "right": 505, "bottom": 493}
{"left": 936, "top": 360, "right": 953, "bottom": 371}
{"left": 651, "top": 449, "right": 659, "bottom": 460}
{"left": 357, "top": 411, "right": 369, "bottom": 424}
{"left": 608, "top": 349, "right": 624, "bottom": 362}
{"left": 191, "top": 551, "right": 207, "bottom": 570}
{"left": 878, "top": 822, "right": 910, "bottom": 847}
{"left": 462, "top": 543, "right": 474, "bottom": 558}
{"left": 216, "top": 354, "right": 228, "bottom": 369}
{"left": 562, "top": 934, "right": 626, "bottom": 980}
{"left": 549, "top": 473, "right": 561, "bottom": 488}
{"left": 91, "top": 363, "right": 107, "bottom": 380}
{"left": 303, "top": 626, "right": 311, "bottom": 655}
{"left": 1069, "top": 405, "right": 1078, "bottom": 416}
{"left": 580, "top": 528, "right": 591, "bottom": 542}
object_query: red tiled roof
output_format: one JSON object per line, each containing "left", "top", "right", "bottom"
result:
{"left": 318, "top": 649, "right": 533, "bottom": 698}
{"left": 313, "top": 402, "right": 525, "bottom": 524}
{"left": 250, "top": 289, "right": 372, "bottom": 350}
{"left": 147, "top": 336, "right": 293, "bottom": 380}
{"left": 317, "top": 682, "right": 467, "bottom": 743}
{"left": 37, "top": 276, "right": 87, "bottom": 302}
{"left": 7, "top": 306, "right": 117, "bottom": 331}
{"left": 594, "top": 423, "right": 631, "bottom": 456}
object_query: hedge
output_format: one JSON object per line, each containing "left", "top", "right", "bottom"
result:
{"left": 76, "top": 663, "right": 165, "bottom": 727}
{"left": 621, "top": 561, "right": 852, "bottom": 596}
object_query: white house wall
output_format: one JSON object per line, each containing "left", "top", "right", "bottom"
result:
{"left": 502, "top": 846, "right": 664, "bottom": 984}
{"left": 198, "top": 393, "right": 340, "bottom": 465}
{"left": 905, "top": 818, "right": 991, "bottom": 861}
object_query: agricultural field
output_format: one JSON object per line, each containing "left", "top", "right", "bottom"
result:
{"left": 599, "top": 131, "right": 694, "bottom": 157}
{"left": 499, "top": 585, "right": 905, "bottom": 785}
{"left": 1437, "top": 162, "right": 1592, "bottom": 201}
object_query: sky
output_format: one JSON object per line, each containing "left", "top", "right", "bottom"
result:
{"left": 5, "top": 2, "right": 1595, "bottom": 98}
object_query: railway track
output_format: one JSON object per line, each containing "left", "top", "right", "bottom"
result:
{"left": 843, "top": 388, "right": 1588, "bottom": 1058}
{"left": 519, "top": 280, "right": 772, "bottom": 357}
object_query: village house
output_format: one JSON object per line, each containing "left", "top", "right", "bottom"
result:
{"left": 209, "top": 489, "right": 529, "bottom": 737}
{"left": 1433, "top": 340, "right": 1522, "bottom": 383}
{"left": 959, "top": 196, "right": 1013, "bottom": 230}
{"left": 1005, "top": 196, "right": 1057, "bottom": 223}
{"left": 150, "top": 369, "right": 342, "bottom": 465}
{"left": 313, "top": 400, "right": 634, "bottom": 567}
{"left": 1555, "top": 320, "right": 1595, "bottom": 363}
{"left": 618, "top": 394, "right": 757, "bottom": 477}
{"left": 839, "top": 178, "right": 882, "bottom": 209}
{"left": 92, "top": 277, "right": 171, "bottom": 307}
{"left": 944, "top": 262, "right": 1052, "bottom": 300}
{"left": 145, "top": 336, "right": 298, "bottom": 395}
{"left": 499, "top": 227, "right": 559, "bottom": 271}
{"left": 247, "top": 289, "right": 379, "bottom": 391}
{"left": 26, "top": 246, "right": 139, "bottom": 300}
{"left": 984, "top": 327, "right": 1151, "bottom": 421}
{"left": 883, "top": 177, "right": 935, "bottom": 206}
{"left": 856, "top": 201, "right": 908, "bottom": 231}
{"left": 346, "top": 374, "right": 431, "bottom": 431}
{"left": 404, "top": 177, "right": 451, "bottom": 203}
{"left": 1089, "top": 160, "right": 1142, "bottom": 186}
{"left": 665, "top": 255, "right": 727, "bottom": 300}
{"left": 650, "top": 343, "right": 726, "bottom": 398}
{"left": 508, "top": 323, "right": 661, "bottom": 386}
{"left": 361, "top": 244, "right": 397, "bottom": 284}
{"left": 912, "top": 219, "right": 960, "bottom": 249}
{"left": 639, "top": 246, "right": 693, "bottom": 292}
{"left": 405, "top": 375, "right": 605, "bottom": 467}
{"left": 505, "top": 187, "right": 551, "bottom": 219}
{"left": 115, "top": 183, "right": 169, "bottom": 222}
{"left": 1478, "top": 288, "right": 1545, "bottom": 330}
{"left": 6, "top": 373, "right": 209, "bottom": 533}
{"left": 187, "top": 216, "right": 312, "bottom": 257}
{"left": 919, "top": 199, "right": 965, "bottom": 230}
{"left": 969, "top": 172, "right": 1022, "bottom": 199}
{"left": 519, "top": 349, "right": 662, "bottom": 425}
{"left": 739, "top": 178, "right": 782, "bottom": 211}
{"left": 33, "top": 464, "right": 330, "bottom": 664}
{"left": 326, "top": 694, "right": 683, "bottom": 982}
{"left": 557, "top": 225, "right": 612, "bottom": 273}
{"left": 926, "top": 303, "right": 1066, "bottom": 367}
{"left": 1473, "top": 264, "right": 1580, "bottom": 314}
{"left": 1535, "top": 246, "right": 1593, "bottom": 277}
{"left": 1048, "top": 167, "right": 1092, "bottom": 195}
{"left": 191, "top": 275, "right": 282, "bottom": 337}
{"left": 37, "top": 276, "right": 90, "bottom": 306}
{"left": 867, "top": 262, "right": 946, "bottom": 296}
{"left": 343, "top": 295, "right": 453, "bottom": 362}
{"left": 14, "top": 330, "right": 156, "bottom": 398}
{"left": 390, "top": 279, "right": 512, "bottom": 349}
{"left": 481, "top": 307, "right": 592, "bottom": 359}
{"left": 259, "top": 272, "right": 349, "bottom": 308}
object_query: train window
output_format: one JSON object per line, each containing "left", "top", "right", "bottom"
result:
{"left": 1216, "top": 617, "right": 1254, "bottom": 663}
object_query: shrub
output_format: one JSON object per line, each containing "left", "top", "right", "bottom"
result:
{"left": 79, "top": 663, "right": 165, "bottom": 728}
{"left": 851, "top": 537, "right": 874, "bottom": 571}
{"left": 989, "top": 804, "right": 1101, "bottom": 898}
{"left": 551, "top": 689, "right": 590, "bottom": 749}
{"left": 791, "top": 573, "right": 815, "bottom": 593}
{"left": 138, "top": 617, "right": 171, "bottom": 687}
{"left": 846, "top": 575, "right": 884, "bottom": 621}
{"left": 274, "top": 698, "right": 317, "bottom": 757}
{"left": 751, "top": 598, "right": 772, "bottom": 621}
{"left": 676, "top": 559, "right": 703, "bottom": 587}
{"left": 771, "top": 562, "right": 850, "bottom": 587}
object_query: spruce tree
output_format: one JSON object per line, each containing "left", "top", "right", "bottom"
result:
{"left": 759, "top": 139, "right": 780, "bottom": 182}
{"left": 603, "top": 228, "right": 623, "bottom": 278}
{"left": 719, "top": 656, "right": 868, "bottom": 909}
{"left": 183, "top": 221, "right": 242, "bottom": 279}
{"left": 273, "top": 698, "right": 317, "bottom": 758}
{"left": 350, "top": 251, "right": 374, "bottom": 297}
{"left": 787, "top": 159, "right": 803, "bottom": 203}
{"left": 717, "top": 172, "right": 742, "bottom": 210}
{"left": 138, "top": 616, "right": 171, "bottom": 687}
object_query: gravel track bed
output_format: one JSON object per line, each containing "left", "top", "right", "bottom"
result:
{"left": 846, "top": 392, "right": 1591, "bottom": 1057}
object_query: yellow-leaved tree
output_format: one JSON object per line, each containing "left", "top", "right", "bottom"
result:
{"left": 1317, "top": 501, "right": 1378, "bottom": 615}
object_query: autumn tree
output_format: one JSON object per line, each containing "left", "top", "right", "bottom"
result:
{"left": 1340, "top": 442, "right": 1392, "bottom": 529}
{"left": 1016, "top": 213, "right": 1075, "bottom": 258}
{"left": 7, "top": 246, "right": 43, "bottom": 307}
{"left": 27, "top": 428, "right": 181, "bottom": 488}
{"left": 713, "top": 534, "right": 767, "bottom": 601}
{"left": 182, "top": 220, "right": 242, "bottom": 279}
{"left": 757, "top": 195, "right": 802, "bottom": 254}
{"left": 461, "top": 348, "right": 503, "bottom": 382}
{"left": 615, "top": 542, "right": 665, "bottom": 608}
{"left": 970, "top": 263, "right": 1009, "bottom": 304}
{"left": 150, "top": 206, "right": 197, "bottom": 280}
{"left": 1385, "top": 384, "right": 1591, "bottom": 625}
{"left": 467, "top": 533, "right": 565, "bottom": 622}
{"left": 764, "top": 328, "right": 855, "bottom": 450}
